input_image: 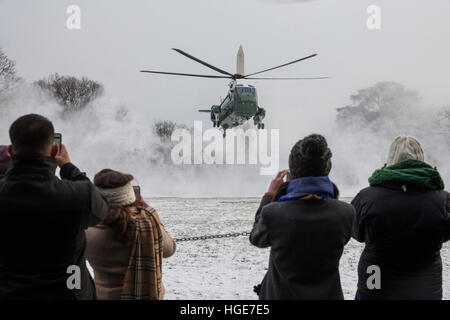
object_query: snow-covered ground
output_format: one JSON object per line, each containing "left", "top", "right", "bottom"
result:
{"left": 146, "top": 197, "right": 449, "bottom": 300}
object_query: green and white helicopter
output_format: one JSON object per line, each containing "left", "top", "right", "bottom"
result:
{"left": 141, "top": 46, "right": 327, "bottom": 137}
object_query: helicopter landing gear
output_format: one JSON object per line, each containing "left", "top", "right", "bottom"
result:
{"left": 222, "top": 125, "right": 228, "bottom": 138}
{"left": 254, "top": 107, "right": 266, "bottom": 130}
{"left": 212, "top": 113, "right": 220, "bottom": 128}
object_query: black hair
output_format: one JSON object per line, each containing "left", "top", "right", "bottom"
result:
{"left": 9, "top": 114, "right": 55, "bottom": 156}
{"left": 288, "top": 134, "right": 332, "bottom": 179}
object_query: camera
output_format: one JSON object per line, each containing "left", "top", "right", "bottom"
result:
{"left": 53, "top": 133, "right": 62, "bottom": 155}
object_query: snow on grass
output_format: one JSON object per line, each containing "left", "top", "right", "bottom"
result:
{"left": 148, "top": 197, "right": 449, "bottom": 300}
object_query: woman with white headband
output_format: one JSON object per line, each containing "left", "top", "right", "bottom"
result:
{"left": 85, "top": 169, "right": 176, "bottom": 300}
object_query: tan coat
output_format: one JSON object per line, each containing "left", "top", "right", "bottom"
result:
{"left": 86, "top": 209, "right": 176, "bottom": 300}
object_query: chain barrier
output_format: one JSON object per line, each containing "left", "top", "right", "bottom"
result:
{"left": 174, "top": 231, "right": 251, "bottom": 242}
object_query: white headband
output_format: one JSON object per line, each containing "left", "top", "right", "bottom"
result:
{"left": 98, "top": 182, "right": 136, "bottom": 206}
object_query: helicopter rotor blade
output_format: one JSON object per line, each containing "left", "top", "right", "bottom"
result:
{"left": 244, "top": 76, "right": 329, "bottom": 80}
{"left": 140, "top": 70, "right": 231, "bottom": 79}
{"left": 243, "top": 53, "right": 318, "bottom": 78}
{"left": 172, "top": 48, "right": 234, "bottom": 77}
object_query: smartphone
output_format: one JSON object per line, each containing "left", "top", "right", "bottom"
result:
{"left": 54, "top": 133, "right": 62, "bottom": 155}
{"left": 286, "top": 171, "right": 292, "bottom": 181}
{"left": 133, "top": 185, "right": 141, "bottom": 200}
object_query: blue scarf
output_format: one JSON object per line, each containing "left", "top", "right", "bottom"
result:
{"left": 278, "top": 176, "right": 335, "bottom": 202}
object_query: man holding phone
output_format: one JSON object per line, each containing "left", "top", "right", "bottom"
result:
{"left": 0, "top": 114, "right": 109, "bottom": 300}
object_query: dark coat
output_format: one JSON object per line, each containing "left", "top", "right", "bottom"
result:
{"left": 0, "top": 156, "right": 108, "bottom": 300}
{"left": 250, "top": 194, "right": 355, "bottom": 300}
{"left": 352, "top": 186, "right": 450, "bottom": 300}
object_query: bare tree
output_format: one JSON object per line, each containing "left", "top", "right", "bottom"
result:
{"left": 35, "top": 73, "right": 104, "bottom": 114}
{"left": 153, "top": 120, "right": 177, "bottom": 141}
{"left": 336, "top": 82, "right": 421, "bottom": 129}
{"left": 115, "top": 104, "right": 129, "bottom": 121}
{"left": 150, "top": 120, "right": 192, "bottom": 163}
{"left": 0, "top": 48, "right": 18, "bottom": 83}
{"left": 0, "top": 48, "right": 21, "bottom": 104}
{"left": 349, "top": 82, "right": 419, "bottom": 112}
{"left": 438, "top": 106, "right": 450, "bottom": 131}
{"left": 443, "top": 108, "right": 450, "bottom": 120}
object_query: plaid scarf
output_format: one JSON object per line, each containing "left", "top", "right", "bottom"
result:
{"left": 121, "top": 206, "right": 163, "bottom": 300}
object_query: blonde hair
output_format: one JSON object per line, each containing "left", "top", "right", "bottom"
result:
{"left": 387, "top": 136, "right": 425, "bottom": 166}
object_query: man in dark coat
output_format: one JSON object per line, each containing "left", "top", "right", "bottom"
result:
{"left": 352, "top": 136, "right": 450, "bottom": 300}
{"left": 250, "top": 134, "right": 355, "bottom": 300}
{"left": 0, "top": 114, "right": 109, "bottom": 299}
{"left": 0, "top": 145, "right": 11, "bottom": 178}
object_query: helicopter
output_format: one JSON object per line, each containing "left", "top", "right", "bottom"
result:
{"left": 141, "top": 46, "right": 327, "bottom": 137}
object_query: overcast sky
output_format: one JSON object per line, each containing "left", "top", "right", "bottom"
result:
{"left": 1, "top": 0, "right": 450, "bottom": 146}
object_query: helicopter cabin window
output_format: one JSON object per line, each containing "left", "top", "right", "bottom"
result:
{"left": 238, "top": 87, "right": 254, "bottom": 94}
{"left": 221, "top": 95, "right": 231, "bottom": 109}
